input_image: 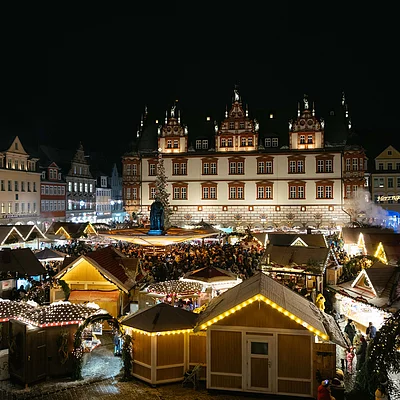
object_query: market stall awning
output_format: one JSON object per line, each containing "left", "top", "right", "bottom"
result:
{"left": 68, "top": 290, "right": 120, "bottom": 302}
{"left": 35, "top": 248, "right": 67, "bottom": 261}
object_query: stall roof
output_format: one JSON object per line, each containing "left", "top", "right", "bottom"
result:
{"left": 0, "top": 248, "right": 47, "bottom": 275}
{"left": 121, "top": 303, "right": 198, "bottom": 332}
{"left": 195, "top": 271, "right": 347, "bottom": 347}
{"left": 0, "top": 225, "right": 47, "bottom": 246}
{"left": 46, "top": 222, "right": 97, "bottom": 239}
{"left": 183, "top": 266, "right": 239, "bottom": 283}
{"left": 340, "top": 227, "right": 395, "bottom": 244}
{"left": 35, "top": 248, "right": 67, "bottom": 261}
{"left": 266, "top": 233, "right": 328, "bottom": 248}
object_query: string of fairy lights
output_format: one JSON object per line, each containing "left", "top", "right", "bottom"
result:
{"left": 0, "top": 299, "right": 104, "bottom": 327}
{"left": 147, "top": 280, "right": 203, "bottom": 297}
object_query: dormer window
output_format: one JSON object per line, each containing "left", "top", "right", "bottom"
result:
{"left": 167, "top": 140, "right": 172, "bottom": 149}
{"left": 307, "top": 135, "right": 313, "bottom": 144}
{"left": 196, "top": 140, "right": 201, "bottom": 149}
{"left": 300, "top": 135, "right": 306, "bottom": 144}
{"left": 229, "top": 122, "right": 235, "bottom": 129}
{"left": 41, "top": 171, "right": 46, "bottom": 179}
{"left": 15, "top": 143, "right": 18, "bottom": 150}
{"left": 272, "top": 138, "right": 278, "bottom": 147}
{"left": 265, "top": 138, "right": 271, "bottom": 147}
{"left": 202, "top": 140, "right": 208, "bottom": 149}
{"left": 388, "top": 150, "right": 392, "bottom": 156}
{"left": 239, "top": 122, "right": 244, "bottom": 129}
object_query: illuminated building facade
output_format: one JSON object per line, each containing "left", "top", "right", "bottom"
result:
{"left": 122, "top": 90, "right": 367, "bottom": 229}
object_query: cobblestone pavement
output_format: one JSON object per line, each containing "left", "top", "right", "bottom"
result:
{"left": 0, "top": 378, "right": 312, "bottom": 400}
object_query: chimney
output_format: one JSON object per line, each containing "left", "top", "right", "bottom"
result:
{"left": 1, "top": 248, "right": 12, "bottom": 263}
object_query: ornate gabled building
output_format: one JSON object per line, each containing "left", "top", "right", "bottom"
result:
{"left": 122, "top": 89, "right": 367, "bottom": 229}
{"left": 65, "top": 143, "right": 97, "bottom": 223}
{"left": 0, "top": 136, "right": 41, "bottom": 225}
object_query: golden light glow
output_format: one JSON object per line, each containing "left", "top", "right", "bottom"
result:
{"left": 374, "top": 242, "right": 387, "bottom": 264}
{"left": 55, "top": 226, "right": 71, "bottom": 239}
{"left": 128, "top": 327, "right": 193, "bottom": 337}
{"left": 199, "top": 294, "right": 329, "bottom": 341}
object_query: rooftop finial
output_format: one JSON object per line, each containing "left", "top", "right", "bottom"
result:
{"left": 225, "top": 105, "right": 228, "bottom": 118}
{"left": 144, "top": 105, "right": 148, "bottom": 115}
{"left": 178, "top": 109, "right": 181, "bottom": 124}
{"left": 165, "top": 110, "right": 168, "bottom": 124}
{"left": 246, "top": 104, "right": 249, "bottom": 117}
{"left": 303, "top": 94, "right": 309, "bottom": 110}
{"left": 140, "top": 114, "right": 144, "bottom": 127}
{"left": 342, "top": 91, "right": 346, "bottom": 106}
{"left": 312, "top": 101, "right": 315, "bottom": 117}
{"left": 234, "top": 84, "right": 240, "bottom": 102}
{"left": 297, "top": 102, "right": 301, "bottom": 117}
{"left": 171, "top": 104, "right": 176, "bottom": 118}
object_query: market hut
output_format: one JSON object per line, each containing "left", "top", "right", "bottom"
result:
{"left": 51, "top": 246, "right": 138, "bottom": 318}
{"left": 195, "top": 271, "right": 346, "bottom": 398}
{"left": 121, "top": 303, "right": 204, "bottom": 386}
{"left": 4, "top": 300, "right": 101, "bottom": 386}
{"left": 45, "top": 221, "right": 97, "bottom": 241}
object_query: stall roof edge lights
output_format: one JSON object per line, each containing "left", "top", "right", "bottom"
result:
{"left": 126, "top": 326, "right": 193, "bottom": 337}
{"left": 198, "top": 294, "right": 329, "bottom": 341}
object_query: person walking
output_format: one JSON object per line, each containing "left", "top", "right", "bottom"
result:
{"left": 344, "top": 319, "right": 356, "bottom": 345}
{"left": 355, "top": 336, "right": 367, "bottom": 371}
{"left": 366, "top": 321, "right": 377, "bottom": 341}
{"left": 346, "top": 346, "right": 355, "bottom": 374}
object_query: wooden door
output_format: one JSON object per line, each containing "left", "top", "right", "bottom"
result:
{"left": 26, "top": 328, "right": 47, "bottom": 384}
{"left": 8, "top": 320, "right": 27, "bottom": 383}
{"left": 246, "top": 337, "right": 273, "bottom": 392}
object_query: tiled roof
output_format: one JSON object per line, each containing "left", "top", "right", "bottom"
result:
{"left": 183, "top": 266, "right": 238, "bottom": 282}
{"left": 195, "top": 271, "right": 346, "bottom": 347}
{"left": 121, "top": 303, "right": 198, "bottom": 332}
{"left": 0, "top": 248, "right": 47, "bottom": 275}
{"left": 46, "top": 222, "right": 95, "bottom": 238}
{"left": 267, "top": 233, "right": 327, "bottom": 248}
{"left": 85, "top": 246, "right": 137, "bottom": 292}
{"left": 364, "top": 265, "right": 397, "bottom": 297}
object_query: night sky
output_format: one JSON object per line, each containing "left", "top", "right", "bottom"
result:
{"left": 0, "top": 14, "right": 396, "bottom": 170}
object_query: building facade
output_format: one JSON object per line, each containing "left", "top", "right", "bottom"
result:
{"left": 122, "top": 91, "right": 367, "bottom": 229}
{"left": 371, "top": 145, "right": 400, "bottom": 212}
{"left": 65, "top": 143, "right": 97, "bottom": 223}
{"left": 0, "top": 136, "right": 41, "bottom": 225}
{"left": 94, "top": 173, "right": 112, "bottom": 224}
{"left": 40, "top": 161, "right": 67, "bottom": 231}
{"left": 110, "top": 163, "right": 126, "bottom": 223}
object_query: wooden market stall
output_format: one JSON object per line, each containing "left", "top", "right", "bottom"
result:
{"left": 121, "top": 303, "right": 205, "bottom": 386}
{"left": 51, "top": 246, "right": 138, "bottom": 319}
{"left": 195, "top": 271, "right": 346, "bottom": 398}
{"left": 2, "top": 300, "right": 100, "bottom": 386}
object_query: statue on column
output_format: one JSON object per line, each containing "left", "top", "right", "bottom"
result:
{"left": 148, "top": 198, "right": 165, "bottom": 234}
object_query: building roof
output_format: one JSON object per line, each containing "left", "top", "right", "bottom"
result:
{"left": 262, "top": 244, "right": 331, "bottom": 272}
{"left": 56, "top": 246, "right": 138, "bottom": 293}
{"left": 45, "top": 222, "right": 97, "bottom": 239}
{"left": 0, "top": 248, "right": 47, "bottom": 275}
{"left": 266, "top": 233, "right": 327, "bottom": 248}
{"left": 340, "top": 227, "right": 395, "bottom": 244}
{"left": 121, "top": 302, "right": 198, "bottom": 332}
{"left": 195, "top": 271, "right": 346, "bottom": 347}
{"left": 35, "top": 248, "right": 67, "bottom": 261}
{"left": 183, "top": 266, "right": 238, "bottom": 283}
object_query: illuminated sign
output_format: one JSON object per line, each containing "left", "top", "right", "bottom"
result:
{"left": 377, "top": 195, "right": 400, "bottom": 202}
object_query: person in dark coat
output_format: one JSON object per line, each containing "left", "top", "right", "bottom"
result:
{"left": 356, "top": 336, "right": 367, "bottom": 371}
{"left": 344, "top": 319, "right": 356, "bottom": 344}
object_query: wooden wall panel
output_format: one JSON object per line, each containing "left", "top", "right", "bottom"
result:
{"left": 132, "top": 363, "right": 151, "bottom": 380}
{"left": 278, "top": 379, "right": 311, "bottom": 395}
{"left": 313, "top": 343, "right": 336, "bottom": 385}
{"left": 278, "top": 334, "right": 311, "bottom": 379}
{"left": 215, "top": 301, "right": 305, "bottom": 331}
{"left": 210, "top": 331, "right": 241, "bottom": 374}
{"left": 133, "top": 333, "right": 151, "bottom": 365}
{"left": 157, "top": 335, "right": 184, "bottom": 367}
{"left": 210, "top": 374, "right": 242, "bottom": 389}
{"left": 63, "top": 262, "right": 106, "bottom": 282}
{"left": 156, "top": 366, "right": 184, "bottom": 381}
{"left": 189, "top": 334, "right": 206, "bottom": 365}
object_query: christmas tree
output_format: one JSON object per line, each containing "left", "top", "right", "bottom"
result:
{"left": 155, "top": 153, "right": 172, "bottom": 228}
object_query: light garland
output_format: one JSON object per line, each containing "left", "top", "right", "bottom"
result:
{"left": 199, "top": 294, "right": 329, "bottom": 341}
{"left": 374, "top": 242, "right": 387, "bottom": 264}
{"left": 128, "top": 326, "right": 193, "bottom": 337}
{"left": 147, "top": 280, "right": 203, "bottom": 296}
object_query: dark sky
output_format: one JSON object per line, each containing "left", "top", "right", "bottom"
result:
{"left": 0, "top": 14, "right": 396, "bottom": 169}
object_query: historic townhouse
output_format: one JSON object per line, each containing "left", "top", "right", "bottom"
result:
{"left": 39, "top": 161, "right": 67, "bottom": 230}
{"left": 65, "top": 143, "right": 97, "bottom": 223}
{"left": 0, "top": 136, "right": 41, "bottom": 225}
{"left": 122, "top": 90, "right": 367, "bottom": 229}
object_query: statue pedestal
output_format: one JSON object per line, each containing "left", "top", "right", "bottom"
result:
{"left": 147, "top": 230, "right": 165, "bottom": 236}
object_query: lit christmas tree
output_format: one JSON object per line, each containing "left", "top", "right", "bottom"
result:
{"left": 155, "top": 152, "right": 172, "bottom": 229}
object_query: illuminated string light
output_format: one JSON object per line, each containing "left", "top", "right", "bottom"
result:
{"left": 199, "top": 294, "right": 329, "bottom": 341}
{"left": 126, "top": 327, "right": 193, "bottom": 337}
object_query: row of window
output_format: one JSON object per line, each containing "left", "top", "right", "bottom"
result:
{"left": 41, "top": 169, "right": 61, "bottom": 180}
{"left": 373, "top": 177, "right": 400, "bottom": 189}
{"left": 125, "top": 183, "right": 336, "bottom": 201}
{"left": 41, "top": 185, "right": 66, "bottom": 195}
{"left": 68, "top": 182, "right": 94, "bottom": 193}
{"left": 67, "top": 200, "right": 93, "bottom": 210}
{"left": 195, "top": 137, "right": 279, "bottom": 150}
{"left": 1, "top": 202, "right": 37, "bottom": 214}
{"left": 125, "top": 158, "right": 335, "bottom": 177}
{"left": 1, "top": 158, "right": 36, "bottom": 171}
{"left": 96, "top": 189, "right": 111, "bottom": 197}
{"left": 376, "top": 162, "right": 400, "bottom": 171}
{"left": 0, "top": 180, "right": 37, "bottom": 192}
{"left": 41, "top": 200, "right": 66, "bottom": 212}
{"left": 345, "top": 158, "right": 365, "bottom": 171}
{"left": 72, "top": 166, "right": 88, "bottom": 175}
{"left": 96, "top": 204, "right": 112, "bottom": 211}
